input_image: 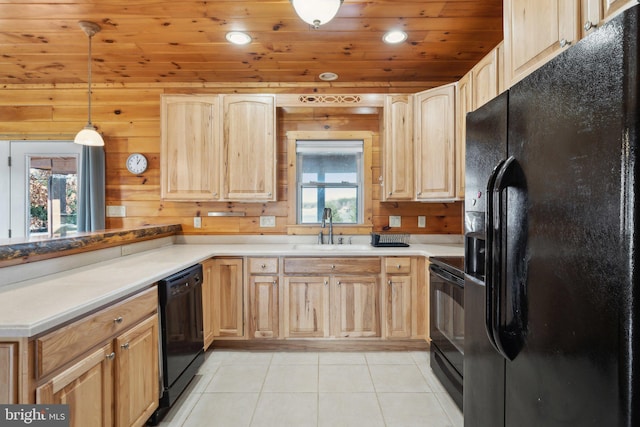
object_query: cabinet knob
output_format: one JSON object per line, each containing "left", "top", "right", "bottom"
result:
{"left": 268, "top": 192, "right": 272, "bottom": 197}
{"left": 261, "top": 264, "right": 266, "bottom": 269}
{"left": 417, "top": 192, "right": 421, "bottom": 196}
{"left": 114, "top": 316, "right": 123, "bottom": 324}
{"left": 337, "top": 281, "right": 341, "bottom": 287}
{"left": 559, "top": 38, "right": 571, "bottom": 48}
{"left": 331, "top": 265, "right": 335, "bottom": 270}
{"left": 324, "top": 280, "right": 328, "bottom": 286}
{"left": 388, "top": 192, "right": 392, "bottom": 196}
{"left": 388, "top": 279, "right": 392, "bottom": 286}
{"left": 397, "top": 264, "right": 401, "bottom": 269}
{"left": 121, "top": 342, "right": 130, "bottom": 350}
{"left": 213, "top": 192, "right": 218, "bottom": 197}
{"left": 272, "top": 280, "right": 277, "bottom": 287}
{"left": 106, "top": 352, "right": 115, "bottom": 360}
{"left": 584, "top": 20, "right": 597, "bottom": 32}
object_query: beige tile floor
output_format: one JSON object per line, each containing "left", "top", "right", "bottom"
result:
{"left": 158, "top": 350, "right": 463, "bottom": 427}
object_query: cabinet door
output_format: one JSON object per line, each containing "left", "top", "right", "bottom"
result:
{"left": 36, "top": 343, "right": 114, "bottom": 427}
{"left": 161, "top": 95, "right": 220, "bottom": 201}
{"left": 386, "top": 275, "right": 412, "bottom": 338}
{"left": 115, "top": 314, "right": 159, "bottom": 427}
{"left": 473, "top": 48, "right": 500, "bottom": 110}
{"left": 332, "top": 276, "right": 380, "bottom": 338}
{"left": 414, "top": 83, "right": 456, "bottom": 200}
{"left": 456, "top": 73, "right": 472, "bottom": 200}
{"left": 0, "top": 342, "right": 18, "bottom": 404}
{"left": 222, "top": 95, "right": 276, "bottom": 201}
{"left": 504, "top": 0, "right": 579, "bottom": 86}
{"left": 283, "top": 276, "right": 330, "bottom": 338}
{"left": 382, "top": 95, "right": 414, "bottom": 201}
{"left": 582, "top": 0, "right": 636, "bottom": 37}
{"left": 201, "top": 259, "right": 216, "bottom": 350}
{"left": 212, "top": 258, "right": 244, "bottom": 338}
{"left": 249, "top": 275, "right": 279, "bottom": 339}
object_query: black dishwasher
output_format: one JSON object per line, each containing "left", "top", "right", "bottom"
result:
{"left": 149, "top": 263, "right": 205, "bottom": 424}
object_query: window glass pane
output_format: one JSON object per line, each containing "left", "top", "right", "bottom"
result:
{"left": 300, "top": 154, "right": 358, "bottom": 184}
{"left": 300, "top": 186, "right": 357, "bottom": 224}
{"left": 29, "top": 156, "right": 78, "bottom": 237}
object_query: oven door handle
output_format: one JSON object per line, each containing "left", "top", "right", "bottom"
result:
{"left": 429, "top": 265, "right": 464, "bottom": 288}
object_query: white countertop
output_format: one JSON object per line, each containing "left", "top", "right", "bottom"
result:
{"left": 0, "top": 242, "right": 463, "bottom": 338}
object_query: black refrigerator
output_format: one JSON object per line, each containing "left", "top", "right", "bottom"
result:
{"left": 464, "top": 6, "right": 640, "bottom": 427}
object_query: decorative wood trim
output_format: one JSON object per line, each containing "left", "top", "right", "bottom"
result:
{"left": 286, "top": 131, "right": 374, "bottom": 235}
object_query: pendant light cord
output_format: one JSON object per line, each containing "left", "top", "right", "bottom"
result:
{"left": 87, "top": 33, "right": 93, "bottom": 127}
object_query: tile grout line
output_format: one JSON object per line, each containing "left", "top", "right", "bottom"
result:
{"left": 247, "top": 353, "right": 273, "bottom": 427}
{"left": 366, "top": 352, "right": 389, "bottom": 427}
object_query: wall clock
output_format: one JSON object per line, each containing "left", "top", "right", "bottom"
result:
{"left": 126, "top": 153, "right": 148, "bottom": 174}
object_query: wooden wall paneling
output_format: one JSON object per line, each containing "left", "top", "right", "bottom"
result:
{"left": 1, "top": 84, "right": 463, "bottom": 235}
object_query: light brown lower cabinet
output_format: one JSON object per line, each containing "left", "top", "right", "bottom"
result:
{"left": 201, "top": 259, "right": 216, "bottom": 349}
{"left": 0, "top": 342, "right": 19, "bottom": 404}
{"left": 332, "top": 276, "right": 380, "bottom": 338}
{"left": 249, "top": 274, "right": 279, "bottom": 338}
{"left": 283, "top": 276, "right": 331, "bottom": 338}
{"left": 210, "top": 258, "right": 244, "bottom": 338}
{"left": 35, "top": 288, "right": 159, "bottom": 427}
{"left": 386, "top": 274, "right": 412, "bottom": 338}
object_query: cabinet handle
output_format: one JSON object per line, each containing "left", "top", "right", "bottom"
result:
{"left": 261, "top": 264, "right": 266, "bottom": 269}
{"left": 397, "top": 264, "right": 401, "bottom": 269}
{"left": 388, "top": 279, "right": 392, "bottom": 286}
{"left": 331, "top": 265, "right": 335, "bottom": 270}
{"left": 559, "top": 38, "right": 571, "bottom": 48}
{"left": 324, "top": 280, "right": 328, "bottom": 286}
{"left": 584, "top": 20, "right": 597, "bottom": 32}
{"left": 121, "top": 342, "right": 130, "bottom": 350}
{"left": 272, "top": 280, "right": 277, "bottom": 287}
{"left": 106, "top": 352, "right": 115, "bottom": 360}
{"left": 114, "top": 316, "right": 123, "bottom": 324}
{"left": 337, "top": 281, "right": 341, "bottom": 287}
{"left": 388, "top": 192, "right": 392, "bottom": 196}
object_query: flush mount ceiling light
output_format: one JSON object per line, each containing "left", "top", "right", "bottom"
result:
{"left": 225, "top": 31, "right": 252, "bottom": 45}
{"left": 383, "top": 30, "right": 408, "bottom": 44}
{"left": 319, "top": 72, "right": 338, "bottom": 81}
{"left": 291, "top": 0, "right": 343, "bottom": 29}
{"left": 74, "top": 21, "right": 104, "bottom": 146}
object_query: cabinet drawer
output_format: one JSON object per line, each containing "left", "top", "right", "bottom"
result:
{"left": 284, "top": 257, "right": 381, "bottom": 274}
{"left": 385, "top": 257, "right": 412, "bottom": 274}
{"left": 248, "top": 258, "right": 279, "bottom": 274}
{"left": 37, "top": 287, "right": 157, "bottom": 379}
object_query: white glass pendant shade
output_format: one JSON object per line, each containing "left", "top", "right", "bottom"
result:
{"left": 291, "top": 0, "right": 342, "bottom": 29}
{"left": 74, "top": 125, "right": 104, "bottom": 146}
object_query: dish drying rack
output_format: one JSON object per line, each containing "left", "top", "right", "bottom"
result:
{"left": 370, "top": 233, "right": 410, "bottom": 247}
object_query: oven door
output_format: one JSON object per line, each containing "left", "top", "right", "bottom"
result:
{"left": 430, "top": 264, "right": 464, "bottom": 376}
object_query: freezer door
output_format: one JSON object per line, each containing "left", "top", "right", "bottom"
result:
{"left": 502, "top": 7, "right": 639, "bottom": 427}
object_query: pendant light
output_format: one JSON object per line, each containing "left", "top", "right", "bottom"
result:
{"left": 74, "top": 21, "right": 104, "bottom": 146}
{"left": 291, "top": 0, "right": 343, "bottom": 29}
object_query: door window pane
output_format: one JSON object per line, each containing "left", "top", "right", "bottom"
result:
{"left": 29, "top": 156, "right": 78, "bottom": 237}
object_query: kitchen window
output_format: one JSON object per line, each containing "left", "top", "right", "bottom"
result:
{"left": 296, "top": 140, "right": 364, "bottom": 224}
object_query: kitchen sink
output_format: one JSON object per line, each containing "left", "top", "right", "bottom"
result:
{"left": 291, "top": 244, "right": 372, "bottom": 251}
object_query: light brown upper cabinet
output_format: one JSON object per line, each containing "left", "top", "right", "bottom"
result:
{"left": 160, "top": 94, "right": 276, "bottom": 202}
{"left": 503, "top": 0, "right": 580, "bottom": 86}
{"left": 222, "top": 94, "right": 276, "bottom": 201}
{"left": 382, "top": 95, "right": 414, "bottom": 201}
{"left": 161, "top": 95, "right": 220, "bottom": 201}
{"left": 455, "top": 73, "right": 472, "bottom": 200}
{"left": 473, "top": 45, "right": 502, "bottom": 111}
{"left": 414, "top": 83, "right": 456, "bottom": 200}
{"left": 581, "top": 0, "right": 637, "bottom": 37}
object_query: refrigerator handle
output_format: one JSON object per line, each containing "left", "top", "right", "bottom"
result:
{"left": 492, "top": 156, "right": 523, "bottom": 361}
{"left": 484, "top": 158, "right": 505, "bottom": 354}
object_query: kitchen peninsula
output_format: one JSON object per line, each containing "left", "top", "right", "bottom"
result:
{"left": 0, "top": 224, "right": 462, "bottom": 413}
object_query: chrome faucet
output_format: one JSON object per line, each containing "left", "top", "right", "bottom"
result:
{"left": 321, "top": 207, "right": 333, "bottom": 244}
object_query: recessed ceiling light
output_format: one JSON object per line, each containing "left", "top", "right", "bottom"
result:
{"left": 225, "top": 31, "right": 252, "bottom": 45}
{"left": 383, "top": 30, "right": 408, "bottom": 44}
{"left": 319, "top": 72, "right": 338, "bottom": 81}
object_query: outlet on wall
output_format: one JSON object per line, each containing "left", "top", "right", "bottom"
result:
{"left": 389, "top": 215, "right": 401, "bottom": 227}
{"left": 106, "top": 205, "right": 126, "bottom": 217}
{"left": 418, "top": 216, "right": 426, "bottom": 228}
{"left": 260, "top": 215, "right": 276, "bottom": 227}
{"left": 193, "top": 217, "right": 202, "bottom": 228}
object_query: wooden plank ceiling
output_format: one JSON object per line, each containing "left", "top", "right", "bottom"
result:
{"left": 0, "top": 0, "right": 503, "bottom": 86}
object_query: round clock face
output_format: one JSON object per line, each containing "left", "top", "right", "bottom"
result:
{"left": 126, "top": 153, "right": 148, "bottom": 174}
